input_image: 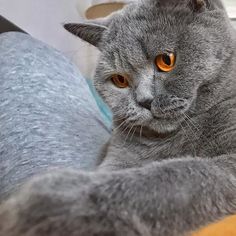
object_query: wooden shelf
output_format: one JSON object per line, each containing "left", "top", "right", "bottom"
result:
{"left": 85, "top": 2, "right": 125, "bottom": 19}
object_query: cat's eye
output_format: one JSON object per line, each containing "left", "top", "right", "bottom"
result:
{"left": 155, "top": 53, "right": 176, "bottom": 72}
{"left": 111, "top": 74, "right": 129, "bottom": 88}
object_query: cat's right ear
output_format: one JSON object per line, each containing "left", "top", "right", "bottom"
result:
{"left": 64, "top": 22, "right": 107, "bottom": 48}
{"left": 64, "top": 10, "right": 122, "bottom": 48}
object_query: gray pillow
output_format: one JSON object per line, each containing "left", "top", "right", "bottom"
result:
{"left": 0, "top": 32, "right": 111, "bottom": 201}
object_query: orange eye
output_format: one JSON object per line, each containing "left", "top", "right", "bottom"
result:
{"left": 111, "top": 74, "right": 129, "bottom": 88}
{"left": 155, "top": 53, "right": 176, "bottom": 72}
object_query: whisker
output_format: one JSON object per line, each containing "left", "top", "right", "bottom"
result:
{"left": 112, "top": 117, "right": 126, "bottom": 122}
{"left": 119, "top": 122, "right": 132, "bottom": 136}
{"left": 180, "top": 120, "right": 197, "bottom": 156}
{"left": 113, "top": 119, "right": 127, "bottom": 131}
{"left": 183, "top": 115, "right": 199, "bottom": 141}
{"left": 184, "top": 113, "right": 200, "bottom": 131}
{"left": 139, "top": 125, "right": 143, "bottom": 142}
{"left": 130, "top": 126, "right": 137, "bottom": 142}
{"left": 124, "top": 122, "right": 136, "bottom": 145}
{"left": 183, "top": 113, "right": 220, "bottom": 154}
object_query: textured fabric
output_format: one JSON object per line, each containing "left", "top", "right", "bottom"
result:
{"left": 86, "top": 79, "right": 112, "bottom": 128}
{"left": 0, "top": 32, "right": 110, "bottom": 201}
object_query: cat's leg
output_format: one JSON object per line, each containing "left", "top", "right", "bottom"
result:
{"left": 0, "top": 156, "right": 235, "bottom": 236}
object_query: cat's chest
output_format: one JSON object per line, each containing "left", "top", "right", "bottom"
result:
{"left": 132, "top": 134, "right": 200, "bottom": 161}
{"left": 134, "top": 125, "right": 236, "bottom": 161}
{"left": 104, "top": 132, "right": 200, "bottom": 168}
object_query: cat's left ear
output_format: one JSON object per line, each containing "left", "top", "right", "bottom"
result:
{"left": 64, "top": 21, "right": 108, "bottom": 48}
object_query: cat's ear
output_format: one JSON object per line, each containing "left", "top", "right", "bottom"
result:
{"left": 190, "top": 0, "right": 214, "bottom": 11}
{"left": 64, "top": 21, "right": 107, "bottom": 48}
{"left": 64, "top": 11, "right": 121, "bottom": 48}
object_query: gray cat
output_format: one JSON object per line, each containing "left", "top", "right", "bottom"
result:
{"left": 0, "top": 0, "right": 236, "bottom": 235}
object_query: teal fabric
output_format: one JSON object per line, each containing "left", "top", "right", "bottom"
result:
{"left": 86, "top": 79, "right": 113, "bottom": 129}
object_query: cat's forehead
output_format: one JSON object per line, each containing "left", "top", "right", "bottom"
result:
{"left": 102, "top": 6, "right": 193, "bottom": 67}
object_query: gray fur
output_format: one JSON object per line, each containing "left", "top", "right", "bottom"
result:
{"left": 1, "top": 0, "right": 236, "bottom": 235}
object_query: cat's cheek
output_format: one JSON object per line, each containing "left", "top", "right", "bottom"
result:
{"left": 106, "top": 88, "right": 131, "bottom": 106}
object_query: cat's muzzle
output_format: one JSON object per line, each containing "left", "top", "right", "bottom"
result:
{"left": 151, "top": 95, "right": 189, "bottom": 119}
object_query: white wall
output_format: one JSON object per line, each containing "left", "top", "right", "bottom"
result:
{"left": 225, "top": 0, "right": 236, "bottom": 17}
{"left": 1, "top": 0, "right": 236, "bottom": 79}
{"left": 0, "top": 0, "right": 99, "bottom": 79}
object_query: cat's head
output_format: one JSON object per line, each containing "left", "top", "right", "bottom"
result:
{"left": 65, "top": 0, "right": 233, "bottom": 134}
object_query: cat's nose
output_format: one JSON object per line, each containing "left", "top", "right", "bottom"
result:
{"left": 138, "top": 97, "right": 153, "bottom": 110}
{"left": 135, "top": 80, "right": 154, "bottom": 110}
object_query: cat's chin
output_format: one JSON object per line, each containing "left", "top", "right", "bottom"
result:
{"left": 146, "top": 117, "right": 181, "bottom": 134}
{"left": 135, "top": 109, "right": 184, "bottom": 135}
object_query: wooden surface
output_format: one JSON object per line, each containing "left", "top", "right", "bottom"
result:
{"left": 192, "top": 215, "right": 236, "bottom": 236}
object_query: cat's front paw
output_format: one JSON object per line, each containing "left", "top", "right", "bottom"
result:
{"left": 0, "top": 170, "right": 101, "bottom": 236}
{"left": 0, "top": 170, "right": 146, "bottom": 236}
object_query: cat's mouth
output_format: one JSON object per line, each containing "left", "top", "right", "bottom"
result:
{"left": 149, "top": 95, "right": 190, "bottom": 120}
{"left": 151, "top": 103, "right": 189, "bottom": 121}
{"left": 143, "top": 98, "right": 191, "bottom": 134}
